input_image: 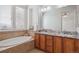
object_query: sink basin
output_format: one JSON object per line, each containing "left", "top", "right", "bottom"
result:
{"left": 60, "top": 31, "right": 77, "bottom": 37}
{"left": 59, "top": 33, "right": 76, "bottom": 38}
{"left": 39, "top": 31, "right": 55, "bottom": 35}
{"left": 37, "top": 30, "right": 77, "bottom": 38}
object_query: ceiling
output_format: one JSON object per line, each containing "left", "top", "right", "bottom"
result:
{"left": 15, "top": 5, "right": 68, "bottom": 9}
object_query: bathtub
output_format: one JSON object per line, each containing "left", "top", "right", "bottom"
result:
{"left": 0, "top": 36, "right": 33, "bottom": 52}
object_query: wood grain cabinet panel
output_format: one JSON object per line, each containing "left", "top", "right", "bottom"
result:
{"left": 34, "top": 33, "right": 76, "bottom": 53}
{"left": 40, "top": 34, "right": 46, "bottom": 50}
{"left": 63, "top": 38, "right": 75, "bottom": 53}
{"left": 54, "top": 36, "right": 62, "bottom": 53}
{"left": 75, "top": 39, "right": 79, "bottom": 53}
{"left": 46, "top": 35, "right": 53, "bottom": 53}
{"left": 34, "top": 34, "right": 40, "bottom": 48}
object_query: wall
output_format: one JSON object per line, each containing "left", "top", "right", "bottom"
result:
{"left": 32, "top": 6, "right": 39, "bottom": 31}
{"left": 28, "top": 6, "right": 40, "bottom": 31}
{"left": 76, "top": 6, "right": 79, "bottom": 33}
{"left": 76, "top": 6, "right": 79, "bottom": 27}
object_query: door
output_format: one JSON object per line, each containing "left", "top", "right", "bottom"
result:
{"left": 63, "top": 37, "right": 75, "bottom": 53}
{"left": 34, "top": 34, "right": 40, "bottom": 48}
{"left": 54, "top": 36, "right": 62, "bottom": 53}
{"left": 46, "top": 35, "right": 53, "bottom": 53}
{"left": 40, "top": 34, "right": 46, "bottom": 51}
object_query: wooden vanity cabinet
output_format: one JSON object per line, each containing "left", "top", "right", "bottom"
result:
{"left": 34, "top": 33, "right": 76, "bottom": 53}
{"left": 34, "top": 34, "right": 40, "bottom": 48}
{"left": 46, "top": 35, "right": 53, "bottom": 52}
{"left": 54, "top": 36, "right": 62, "bottom": 53}
{"left": 40, "top": 34, "right": 46, "bottom": 51}
{"left": 63, "top": 37, "right": 75, "bottom": 53}
{"left": 75, "top": 39, "right": 79, "bottom": 52}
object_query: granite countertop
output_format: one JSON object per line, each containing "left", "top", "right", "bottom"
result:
{"left": 35, "top": 31, "right": 79, "bottom": 39}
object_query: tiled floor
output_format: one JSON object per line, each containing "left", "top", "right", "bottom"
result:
{"left": 0, "top": 48, "right": 45, "bottom": 53}
{"left": 28, "top": 49, "right": 45, "bottom": 53}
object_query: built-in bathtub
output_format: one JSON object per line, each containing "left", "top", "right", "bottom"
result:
{"left": 0, "top": 36, "right": 34, "bottom": 52}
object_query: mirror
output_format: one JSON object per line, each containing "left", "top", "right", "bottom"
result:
{"left": 61, "top": 6, "right": 77, "bottom": 32}
{"left": 38, "top": 5, "right": 77, "bottom": 33}
{"left": 40, "top": 6, "right": 61, "bottom": 32}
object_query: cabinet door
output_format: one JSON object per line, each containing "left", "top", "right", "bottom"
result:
{"left": 40, "top": 34, "right": 46, "bottom": 50}
{"left": 34, "top": 34, "right": 40, "bottom": 48}
{"left": 75, "top": 39, "right": 79, "bottom": 53}
{"left": 54, "top": 36, "right": 62, "bottom": 53}
{"left": 46, "top": 35, "right": 53, "bottom": 53}
{"left": 63, "top": 38, "right": 75, "bottom": 53}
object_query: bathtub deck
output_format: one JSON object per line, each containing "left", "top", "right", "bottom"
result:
{"left": 0, "top": 40, "right": 34, "bottom": 53}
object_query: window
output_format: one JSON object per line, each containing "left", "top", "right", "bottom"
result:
{"left": 15, "top": 7, "right": 26, "bottom": 30}
{"left": 0, "top": 6, "right": 27, "bottom": 30}
{"left": 0, "top": 6, "right": 12, "bottom": 29}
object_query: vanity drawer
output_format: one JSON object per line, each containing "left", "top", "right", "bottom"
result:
{"left": 34, "top": 34, "right": 40, "bottom": 48}
{"left": 40, "top": 34, "right": 46, "bottom": 51}
{"left": 54, "top": 36, "right": 62, "bottom": 53}
{"left": 63, "top": 38, "right": 75, "bottom": 53}
{"left": 46, "top": 35, "right": 53, "bottom": 52}
{"left": 75, "top": 39, "right": 79, "bottom": 52}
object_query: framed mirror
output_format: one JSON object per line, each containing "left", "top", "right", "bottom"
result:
{"left": 61, "top": 6, "right": 77, "bottom": 32}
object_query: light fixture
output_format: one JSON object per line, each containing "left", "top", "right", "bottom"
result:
{"left": 47, "top": 6, "right": 51, "bottom": 10}
{"left": 40, "top": 6, "right": 51, "bottom": 12}
{"left": 61, "top": 11, "right": 70, "bottom": 17}
{"left": 41, "top": 9, "right": 44, "bottom": 12}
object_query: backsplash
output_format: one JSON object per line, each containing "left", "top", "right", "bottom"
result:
{"left": 0, "top": 30, "right": 27, "bottom": 41}
{"left": 62, "top": 31, "right": 77, "bottom": 35}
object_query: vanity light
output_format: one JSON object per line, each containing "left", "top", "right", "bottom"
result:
{"left": 62, "top": 11, "right": 69, "bottom": 17}
{"left": 41, "top": 9, "right": 44, "bottom": 12}
{"left": 41, "top": 8, "right": 47, "bottom": 12}
{"left": 43, "top": 8, "right": 47, "bottom": 11}
{"left": 62, "top": 13, "right": 68, "bottom": 17}
{"left": 41, "top": 6, "right": 51, "bottom": 12}
{"left": 47, "top": 6, "right": 51, "bottom": 10}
